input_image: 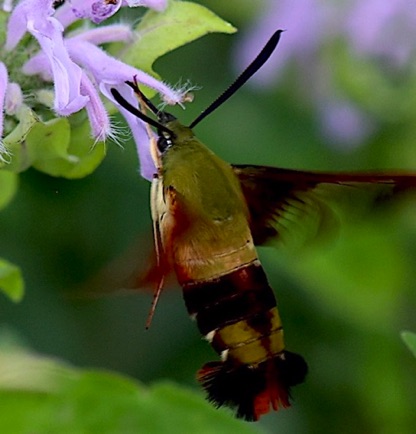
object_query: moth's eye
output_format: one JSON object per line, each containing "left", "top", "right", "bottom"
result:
{"left": 157, "top": 133, "right": 172, "bottom": 153}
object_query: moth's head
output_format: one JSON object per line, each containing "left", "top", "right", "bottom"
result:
{"left": 156, "top": 111, "right": 195, "bottom": 153}
{"left": 155, "top": 111, "right": 177, "bottom": 153}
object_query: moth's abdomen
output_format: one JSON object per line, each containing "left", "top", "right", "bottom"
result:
{"left": 183, "top": 263, "right": 277, "bottom": 338}
{"left": 182, "top": 262, "right": 308, "bottom": 421}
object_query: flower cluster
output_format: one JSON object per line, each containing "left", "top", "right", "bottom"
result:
{"left": 235, "top": 0, "right": 416, "bottom": 147}
{"left": 0, "top": 0, "right": 187, "bottom": 179}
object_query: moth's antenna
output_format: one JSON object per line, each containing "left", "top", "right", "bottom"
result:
{"left": 189, "top": 29, "right": 284, "bottom": 129}
{"left": 110, "top": 88, "right": 173, "bottom": 135}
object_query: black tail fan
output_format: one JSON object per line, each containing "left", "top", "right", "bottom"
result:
{"left": 197, "top": 351, "right": 307, "bottom": 421}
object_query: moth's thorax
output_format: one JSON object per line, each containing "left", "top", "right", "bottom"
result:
{"left": 153, "top": 134, "right": 257, "bottom": 284}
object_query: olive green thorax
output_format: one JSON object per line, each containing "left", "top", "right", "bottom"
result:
{"left": 160, "top": 119, "right": 249, "bottom": 224}
{"left": 156, "top": 118, "right": 256, "bottom": 283}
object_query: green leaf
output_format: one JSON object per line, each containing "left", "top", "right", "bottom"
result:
{"left": 27, "top": 117, "right": 72, "bottom": 161}
{"left": 59, "top": 120, "right": 107, "bottom": 179}
{"left": 1, "top": 106, "right": 39, "bottom": 173}
{"left": 0, "top": 171, "right": 18, "bottom": 210}
{"left": 401, "top": 331, "right": 416, "bottom": 358}
{"left": 0, "top": 346, "right": 263, "bottom": 434}
{"left": 124, "top": 0, "right": 236, "bottom": 76}
{"left": 27, "top": 118, "right": 106, "bottom": 179}
{"left": 0, "top": 259, "right": 24, "bottom": 302}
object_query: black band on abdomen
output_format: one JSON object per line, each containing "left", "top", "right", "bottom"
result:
{"left": 182, "top": 263, "right": 277, "bottom": 335}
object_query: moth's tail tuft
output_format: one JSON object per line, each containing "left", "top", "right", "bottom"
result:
{"left": 197, "top": 351, "right": 307, "bottom": 421}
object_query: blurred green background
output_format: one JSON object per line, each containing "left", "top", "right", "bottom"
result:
{"left": 1, "top": 1, "right": 416, "bottom": 433}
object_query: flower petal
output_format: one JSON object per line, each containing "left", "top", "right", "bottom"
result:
{"left": 66, "top": 39, "right": 186, "bottom": 180}
{"left": 28, "top": 20, "right": 89, "bottom": 114}
{"left": 68, "top": 24, "right": 134, "bottom": 45}
{"left": 6, "top": 0, "right": 89, "bottom": 115}
{"left": 80, "top": 72, "right": 111, "bottom": 142}
{"left": 102, "top": 82, "right": 156, "bottom": 179}
{"left": 55, "top": 0, "right": 122, "bottom": 25}
{"left": 5, "top": 0, "right": 31, "bottom": 50}
{"left": 5, "top": 82, "right": 24, "bottom": 115}
{"left": 66, "top": 39, "right": 186, "bottom": 105}
{"left": 22, "top": 53, "right": 52, "bottom": 80}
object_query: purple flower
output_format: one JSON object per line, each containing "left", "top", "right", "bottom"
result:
{"left": 66, "top": 38, "right": 185, "bottom": 178}
{"left": 235, "top": 0, "right": 333, "bottom": 86}
{"left": 81, "top": 0, "right": 121, "bottom": 24}
{"left": 1, "top": 0, "right": 188, "bottom": 178}
{"left": 6, "top": 0, "right": 89, "bottom": 115}
{"left": 23, "top": 33, "right": 185, "bottom": 178}
{"left": 235, "top": 0, "right": 416, "bottom": 147}
{"left": 55, "top": 0, "right": 167, "bottom": 27}
{"left": 344, "top": 0, "right": 416, "bottom": 67}
{"left": 317, "top": 98, "right": 375, "bottom": 149}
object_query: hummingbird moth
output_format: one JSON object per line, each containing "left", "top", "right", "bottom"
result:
{"left": 111, "top": 30, "right": 416, "bottom": 421}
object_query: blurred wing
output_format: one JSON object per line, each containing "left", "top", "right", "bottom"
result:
{"left": 233, "top": 165, "right": 416, "bottom": 247}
